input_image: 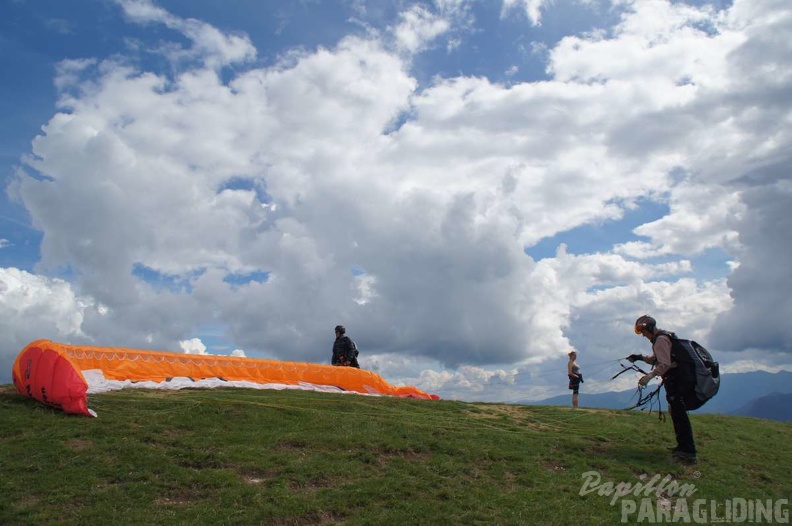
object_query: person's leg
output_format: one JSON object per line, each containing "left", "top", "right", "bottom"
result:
{"left": 665, "top": 377, "right": 696, "bottom": 457}
{"left": 572, "top": 389, "right": 579, "bottom": 408}
{"left": 668, "top": 398, "right": 696, "bottom": 454}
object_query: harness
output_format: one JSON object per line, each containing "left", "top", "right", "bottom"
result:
{"left": 611, "top": 359, "right": 666, "bottom": 422}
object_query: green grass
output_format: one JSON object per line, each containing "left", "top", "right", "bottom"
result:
{"left": 1, "top": 385, "right": 790, "bottom": 525}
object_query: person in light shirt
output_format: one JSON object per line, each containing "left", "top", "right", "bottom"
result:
{"left": 567, "top": 351, "right": 583, "bottom": 408}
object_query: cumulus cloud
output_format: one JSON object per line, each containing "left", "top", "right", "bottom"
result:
{"left": 179, "top": 337, "right": 207, "bottom": 354}
{"left": 115, "top": 0, "right": 256, "bottom": 68}
{"left": 501, "top": 0, "right": 550, "bottom": 26}
{"left": 53, "top": 58, "right": 97, "bottom": 92}
{"left": 3, "top": 0, "right": 791, "bottom": 397}
{"left": 615, "top": 182, "right": 744, "bottom": 258}
{"left": 711, "top": 181, "right": 792, "bottom": 353}
{"left": 392, "top": 5, "right": 451, "bottom": 54}
{"left": 0, "top": 268, "right": 96, "bottom": 379}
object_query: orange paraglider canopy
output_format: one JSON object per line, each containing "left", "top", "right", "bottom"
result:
{"left": 12, "top": 340, "right": 91, "bottom": 416}
{"left": 12, "top": 340, "right": 438, "bottom": 415}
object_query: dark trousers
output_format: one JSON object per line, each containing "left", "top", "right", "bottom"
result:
{"left": 665, "top": 375, "right": 696, "bottom": 454}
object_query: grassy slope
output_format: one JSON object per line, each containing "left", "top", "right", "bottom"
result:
{"left": 0, "top": 385, "right": 789, "bottom": 526}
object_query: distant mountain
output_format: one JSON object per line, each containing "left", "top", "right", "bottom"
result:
{"left": 732, "top": 392, "right": 792, "bottom": 422}
{"left": 528, "top": 389, "right": 640, "bottom": 410}
{"left": 525, "top": 371, "right": 792, "bottom": 420}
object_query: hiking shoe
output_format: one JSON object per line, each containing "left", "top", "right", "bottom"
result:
{"left": 672, "top": 450, "right": 698, "bottom": 464}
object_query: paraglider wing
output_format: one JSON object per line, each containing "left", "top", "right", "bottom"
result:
{"left": 12, "top": 340, "right": 92, "bottom": 416}
{"left": 10, "top": 340, "right": 438, "bottom": 415}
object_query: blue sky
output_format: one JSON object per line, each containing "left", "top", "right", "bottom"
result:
{"left": 1, "top": 0, "right": 790, "bottom": 402}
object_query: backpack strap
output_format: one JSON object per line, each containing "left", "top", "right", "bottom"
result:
{"left": 651, "top": 330, "right": 676, "bottom": 344}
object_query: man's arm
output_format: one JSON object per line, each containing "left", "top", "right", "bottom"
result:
{"left": 342, "top": 337, "right": 354, "bottom": 364}
{"left": 650, "top": 335, "right": 673, "bottom": 377}
{"left": 627, "top": 353, "right": 656, "bottom": 364}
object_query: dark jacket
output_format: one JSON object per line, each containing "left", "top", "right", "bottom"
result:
{"left": 332, "top": 335, "right": 356, "bottom": 366}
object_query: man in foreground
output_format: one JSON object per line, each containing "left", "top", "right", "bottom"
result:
{"left": 629, "top": 315, "right": 697, "bottom": 464}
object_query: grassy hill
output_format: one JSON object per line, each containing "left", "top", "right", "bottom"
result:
{"left": 1, "top": 385, "right": 790, "bottom": 526}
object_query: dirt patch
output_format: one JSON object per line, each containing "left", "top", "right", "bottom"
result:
{"left": 574, "top": 408, "right": 615, "bottom": 414}
{"left": 465, "top": 406, "right": 560, "bottom": 431}
{"left": 65, "top": 438, "right": 94, "bottom": 450}
{"left": 0, "top": 385, "right": 19, "bottom": 395}
{"left": 466, "top": 405, "right": 523, "bottom": 418}
{"left": 541, "top": 461, "right": 569, "bottom": 472}
{"left": 16, "top": 495, "right": 40, "bottom": 509}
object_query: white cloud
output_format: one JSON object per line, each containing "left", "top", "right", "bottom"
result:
{"left": 721, "top": 360, "right": 792, "bottom": 375}
{"left": 54, "top": 58, "right": 97, "bottom": 92}
{"left": 3, "top": 0, "right": 791, "bottom": 394}
{"left": 0, "top": 267, "right": 95, "bottom": 368}
{"left": 116, "top": 0, "right": 256, "bottom": 68}
{"left": 353, "top": 274, "right": 378, "bottom": 305}
{"left": 115, "top": 0, "right": 171, "bottom": 23}
{"left": 615, "top": 182, "right": 745, "bottom": 259}
{"left": 501, "top": 0, "right": 550, "bottom": 26}
{"left": 179, "top": 337, "right": 207, "bottom": 354}
{"left": 392, "top": 5, "right": 451, "bottom": 54}
{"left": 711, "top": 180, "right": 792, "bottom": 353}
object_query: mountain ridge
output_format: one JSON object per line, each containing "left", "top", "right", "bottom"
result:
{"left": 524, "top": 370, "right": 792, "bottom": 421}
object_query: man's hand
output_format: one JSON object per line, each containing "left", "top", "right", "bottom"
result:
{"left": 638, "top": 373, "right": 654, "bottom": 387}
{"left": 626, "top": 353, "right": 643, "bottom": 363}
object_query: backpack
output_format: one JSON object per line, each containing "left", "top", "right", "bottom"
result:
{"left": 348, "top": 340, "right": 360, "bottom": 368}
{"left": 659, "top": 331, "right": 720, "bottom": 410}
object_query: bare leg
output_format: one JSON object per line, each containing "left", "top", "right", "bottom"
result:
{"left": 572, "top": 393, "right": 579, "bottom": 408}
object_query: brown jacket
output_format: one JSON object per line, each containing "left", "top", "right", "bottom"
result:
{"left": 641, "top": 331, "right": 675, "bottom": 378}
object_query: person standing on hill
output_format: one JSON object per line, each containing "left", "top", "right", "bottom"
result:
{"left": 628, "top": 314, "right": 697, "bottom": 464}
{"left": 331, "top": 325, "right": 359, "bottom": 368}
{"left": 567, "top": 351, "right": 583, "bottom": 408}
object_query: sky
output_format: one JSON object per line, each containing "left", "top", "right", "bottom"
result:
{"left": 1, "top": 0, "right": 791, "bottom": 403}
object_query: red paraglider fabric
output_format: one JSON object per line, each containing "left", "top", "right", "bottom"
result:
{"left": 12, "top": 340, "right": 91, "bottom": 416}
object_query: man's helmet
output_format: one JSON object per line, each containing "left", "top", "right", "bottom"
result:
{"left": 334, "top": 325, "right": 346, "bottom": 334}
{"left": 634, "top": 315, "right": 656, "bottom": 334}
